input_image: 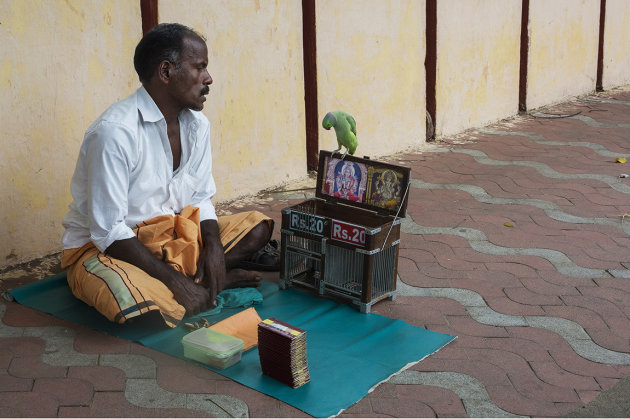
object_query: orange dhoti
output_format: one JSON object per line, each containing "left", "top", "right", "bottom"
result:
{"left": 61, "top": 206, "right": 272, "bottom": 327}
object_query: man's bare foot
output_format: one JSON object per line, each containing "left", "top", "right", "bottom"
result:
{"left": 224, "top": 268, "right": 262, "bottom": 290}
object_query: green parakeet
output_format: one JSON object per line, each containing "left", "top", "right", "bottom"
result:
{"left": 322, "top": 110, "right": 357, "bottom": 159}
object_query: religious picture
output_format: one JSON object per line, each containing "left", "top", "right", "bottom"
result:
{"left": 367, "top": 168, "right": 404, "bottom": 210}
{"left": 322, "top": 157, "right": 368, "bottom": 203}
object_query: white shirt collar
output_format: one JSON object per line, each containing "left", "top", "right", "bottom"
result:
{"left": 137, "top": 86, "right": 165, "bottom": 123}
{"left": 136, "top": 85, "right": 198, "bottom": 126}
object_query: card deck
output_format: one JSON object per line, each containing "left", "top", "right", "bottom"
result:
{"left": 258, "top": 318, "right": 310, "bottom": 388}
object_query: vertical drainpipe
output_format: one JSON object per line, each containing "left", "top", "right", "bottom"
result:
{"left": 140, "top": 0, "right": 158, "bottom": 35}
{"left": 518, "top": 0, "right": 530, "bottom": 113}
{"left": 596, "top": 0, "right": 606, "bottom": 91}
{"left": 302, "top": 0, "right": 319, "bottom": 171}
{"left": 425, "top": 0, "right": 437, "bottom": 141}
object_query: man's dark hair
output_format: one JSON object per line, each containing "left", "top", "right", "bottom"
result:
{"left": 133, "top": 23, "right": 205, "bottom": 83}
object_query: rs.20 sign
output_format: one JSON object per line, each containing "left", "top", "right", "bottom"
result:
{"left": 289, "top": 210, "right": 325, "bottom": 236}
{"left": 331, "top": 220, "right": 366, "bottom": 246}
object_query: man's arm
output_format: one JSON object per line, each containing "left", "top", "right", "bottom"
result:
{"left": 194, "top": 219, "right": 226, "bottom": 305}
{"left": 106, "top": 237, "right": 211, "bottom": 315}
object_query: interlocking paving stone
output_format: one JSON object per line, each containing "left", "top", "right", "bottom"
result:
{"left": 8, "top": 355, "right": 67, "bottom": 379}
{"left": 398, "top": 279, "right": 630, "bottom": 365}
{"left": 187, "top": 394, "right": 249, "bottom": 418}
{"left": 73, "top": 328, "right": 131, "bottom": 354}
{"left": 393, "top": 384, "right": 468, "bottom": 417}
{"left": 88, "top": 391, "right": 158, "bottom": 417}
{"left": 584, "top": 327, "right": 630, "bottom": 353}
{"left": 32, "top": 377, "right": 94, "bottom": 406}
{"left": 0, "top": 336, "right": 45, "bottom": 357}
{"left": 100, "top": 354, "right": 157, "bottom": 379}
{"left": 401, "top": 216, "right": 630, "bottom": 278}
{"left": 0, "top": 301, "right": 250, "bottom": 417}
{"left": 0, "top": 347, "right": 11, "bottom": 369}
{"left": 369, "top": 397, "right": 436, "bottom": 417}
{"left": 68, "top": 365, "right": 126, "bottom": 392}
{"left": 410, "top": 177, "right": 630, "bottom": 235}
{"left": 436, "top": 147, "right": 630, "bottom": 194}
{"left": 124, "top": 378, "right": 187, "bottom": 409}
{"left": 57, "top": 406, "right": 91, "bottom": 417}
{"left": 479, "top": 127, "right": 628, "bottom": 157}
{"left": 0, "top": 392, "right": 60, "bottom": 417}
{"left": 390, "top": 371, "right": 524, "bottom": 418}
{"left": 156, "top": 364, "right": 222, "bottom": 394}
{"left": 0, "top": 371, "right": 32, "bottom": 392}
{"left": 529, "top": 361, "right": 600, "bottom": 390}
{"left": 571, "top": 114, "right": 630, "bottom": 128}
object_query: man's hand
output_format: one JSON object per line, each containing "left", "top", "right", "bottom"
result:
{"left": 106, "top": 237, "right": 211, "bottom": 315}
{"left": 195, "top": 220, "right": 265, "bottom": 306}
{"left": 194, "top": 242, "right": 226, "bottom": 305}
{"left": 164, "top": 270, "right": 211, "bottom": 315}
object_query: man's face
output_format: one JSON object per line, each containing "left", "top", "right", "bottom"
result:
{"left": 169, "top": 36, "right": 213, "bottom": 111}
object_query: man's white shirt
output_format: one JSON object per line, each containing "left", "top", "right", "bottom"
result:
{"left": 62, "top": 86, "right": 217, "bottom": 252}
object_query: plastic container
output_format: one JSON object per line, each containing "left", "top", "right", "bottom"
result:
{"left": 182, "top": 328, "right": 244, "bottom": 369}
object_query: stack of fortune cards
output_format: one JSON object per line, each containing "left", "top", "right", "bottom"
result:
{"left": 257, "top": 318, "right": 310, "bottom": 388}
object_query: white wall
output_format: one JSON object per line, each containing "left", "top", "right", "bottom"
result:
{"left": 435, "top": 0, "right": 521, "bottom": 137}
{"left": 316, "top": 0, "right": 426, "bottom": 158}
{"left": 527, "top": 0, "right": 599, "bottom": 109}
{"left": 602, "top": 0, "right": 630, "bottom": 89}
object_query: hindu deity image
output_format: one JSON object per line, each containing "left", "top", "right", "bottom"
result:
{"left": 333, "top": 161, "right": 360, "bottom": 201}
{"left": 322, "top": 157, "right": 367, "bottom": 203}
{"left": 369, "top": 169, "right": 402, "bottom": 209}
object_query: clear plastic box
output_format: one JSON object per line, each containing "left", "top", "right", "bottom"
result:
{"left": 182, "top": 327, "right": 244, "bottom": 369}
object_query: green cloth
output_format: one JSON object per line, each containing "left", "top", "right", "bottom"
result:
{"left": 204, "top": 287, "right": 263, "bottom": 315}
{"left": 8, "top": 273, "right": 455, "bottom": 417}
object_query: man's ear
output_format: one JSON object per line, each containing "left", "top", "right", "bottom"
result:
{"left": 157, "top": 61, "right": 172, "bottom": 83}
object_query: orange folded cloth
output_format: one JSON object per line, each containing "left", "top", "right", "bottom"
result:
{"left": 209, "top": 307, "right": 262, "bottom": 351}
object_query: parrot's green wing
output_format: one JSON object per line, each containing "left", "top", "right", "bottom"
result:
{"left": 347, "top": 113, "right": 357, "bottom": 136}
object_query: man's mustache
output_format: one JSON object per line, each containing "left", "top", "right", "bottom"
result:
{"left": 200, "top": 86, "right": 210, "bottom": 96}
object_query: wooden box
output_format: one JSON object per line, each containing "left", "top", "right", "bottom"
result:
{"left": 279, "top": 150, "right": 411, "bottom": 313}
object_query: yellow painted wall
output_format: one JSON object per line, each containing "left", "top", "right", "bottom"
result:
{"left": 159, "top": 0, "right": 306, "bottom": 202}
{"left": 0, "top": 0, "right": 140, "bottom": 267}
{"left": 435, "top": 0, "right": 521, "bottom": 137}
{"left": 602, "top": 0, "right": 630, "bottom": 89}
{"left": 3, "top": 0, "right": 630, "bottom": 269}
{"left": 526, "top": 0, "right": 599, "bottom": 110}
{"left": 316, "top": 0, "right": 426, "bottom": 158}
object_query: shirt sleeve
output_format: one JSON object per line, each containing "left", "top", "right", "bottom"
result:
{"left": 85, "top": 122, "right": 136, "bottom": 252}
{"left": 188, "top": 119, "right": 218, "bottom": 222}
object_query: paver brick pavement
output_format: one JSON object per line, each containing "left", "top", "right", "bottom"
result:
{"left": 68, "top": 365, "right": 126, "bottom": 392}
{"left": 1, "top": 88, "right": 630, "bottom": 416}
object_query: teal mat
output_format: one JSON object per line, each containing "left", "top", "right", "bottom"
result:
{"left": 9, "top": 273, "right": 455, "bottom": 417}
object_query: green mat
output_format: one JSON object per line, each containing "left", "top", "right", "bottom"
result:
{"left": 9, "top": 273, "right": 455, "bottom": 417}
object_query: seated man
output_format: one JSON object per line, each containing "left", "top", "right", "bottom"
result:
{"left": 61, "top": 23, "right": 278, "bottom": 328}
